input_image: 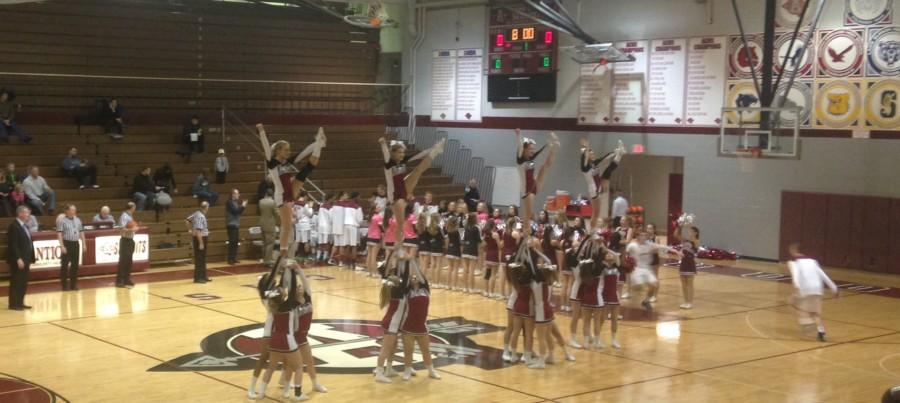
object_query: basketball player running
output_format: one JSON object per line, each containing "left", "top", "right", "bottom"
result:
{"left": 788, "top": 243, "right": 839, "bottom": 341}
{"left": 515, "top": 128, "right": 559, "bottom": 236}
{"left": 579, "top": 138, "right": 626, "bottom": 229}
{"left": 257, "top": 123, "right": 326, "bottom": 258}
{"left": 379, "top": 137, "right": 445, "bottom": 260}
{"left": 626, "top": 230, "right": 682, "bottom": 312}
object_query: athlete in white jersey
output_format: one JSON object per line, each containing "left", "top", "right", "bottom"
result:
{"left": 625, "top": 230, "right": 681, "bottom": 312}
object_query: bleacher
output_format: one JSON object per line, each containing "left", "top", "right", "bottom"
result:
{"left": 0, "top": 123, "right": 464, "bottom": 277}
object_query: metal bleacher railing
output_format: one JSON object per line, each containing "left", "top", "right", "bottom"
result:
{"left": 389, "top": 125, "right": 495, "bottom": 204}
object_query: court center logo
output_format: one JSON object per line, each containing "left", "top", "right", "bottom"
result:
{"left": 149, "top": 317, "right": 505, "bottom": 374}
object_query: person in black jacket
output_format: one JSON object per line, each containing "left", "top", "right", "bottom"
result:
{"left": 153, "top": 163, "right": 178, "bottom": 195}
{"left": 101, "top": 98, "right": 125, "bottom": 139}
{"left": 7, "top": 205, "right": 35, "bottom": 310}
{"left": 178, "top": 115, "right": 204, "bottom": 161}
{"left": 132, "top": 167, "right": 158, "bottom": 211}
{"left": 464, "top": 178, "right": 480, "bottom": 213}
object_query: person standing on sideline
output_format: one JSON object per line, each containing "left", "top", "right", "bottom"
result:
{"left": 0, "top": 89, "right": 31, "bottom": 144}
{"left": 215, "top": 148, "right": 229, "bottom": 184}
{"left": 116, "top": 202, "right": 137, "bottom": 288}
{"left": 61, "top": 147, "right": 99, "bottom": 189}
{"left": 225, "top": 189, "right": 247, "bottom": 265}
{"left": 7, "top": 205, "right": 34, "bottom": 310}
{"left": 788, "top": 243, "right": 840, "bottom": 342}
{"left": 188, "top": 201, "right": 211, "bottom": 283}
{"left": 22, "top": 166, "right": 56, "bottom": 216}
{"left": 57, "top": 204, "right": 86, "bottom": 291}
{"left": 611, "top": 190, "right": 629, "bottom": 228}
{"left": 464, "top": 179, "right": 480, "bottom": 213}
{"left": 259, "top": 190, "right": 278, "bottom": 267}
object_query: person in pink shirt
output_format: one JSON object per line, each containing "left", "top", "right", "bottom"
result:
{"left": 365, "top": 205, "right": 385, "bottom": 278}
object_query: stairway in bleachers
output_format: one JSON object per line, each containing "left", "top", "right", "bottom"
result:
{"left": 0, "top": 124, "right": 464, "bottom": 276}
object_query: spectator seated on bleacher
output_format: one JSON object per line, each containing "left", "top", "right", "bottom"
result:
{"left": 62, "top": 147, "right": 100, "bottom": 189}
{"left": 100, "top": 98, "right": 125, "bottom": 139}
{"left": 0, "top": 89, "right": 31, "bottom": 144}
{"left": 93, "top": 205, "right": 116, "bottom": 224}
{"left": 0, "top": 169, "right": 12, "bottom": 216}
{"left": 132, "top": 167, "right": 159, "bottom": 211}
{"left": 192, "top": 168, "right": 218, "bottom": 206}
{"left": 4, "top": 162, "right": 23, "bottom": 184}
{"left": 22, "top": 166, "right": 55, "bottom": 216}
{"left": 9, "top": 183, "right": 25, "bottom": 211}
{"left": 153, "top": 163, "right": 178, "bottom": 195}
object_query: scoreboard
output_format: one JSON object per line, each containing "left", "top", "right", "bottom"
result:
{"left": 488, "top": 6, "right": 557, "bottom": 75}
{"left": 487, "top": 5, "right": 558, "bottom": 102}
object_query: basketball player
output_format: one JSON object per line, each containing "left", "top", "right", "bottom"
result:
{"left": 514, "top": 128, "right": 559, "bottom": 235}
{"left": 788, "top": 243, "right": 839, "bottom": 341}
{"left": 379, "top": 137, "right": 445, "bottom": 259}
{"left": 257, "top": 123, "right": 326, "bottom": 258}
{"left": 579, "top": 138, "right": 626, "bottom": 229}
{"left": 673, "top": 216, "right": 700, "bottom": 309}
{"left": 626, "top": 230, "right": 682, "bottom": 312}
{"left": 400, "top": 260, "right": 442, "bottom": 381}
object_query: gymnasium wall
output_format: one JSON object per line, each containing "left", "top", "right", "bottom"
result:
{"left": 408, "top": 1, "right": 900, "bottom": 260}
{"left": 0, "top": 0, "right": 380, "bottom": 116}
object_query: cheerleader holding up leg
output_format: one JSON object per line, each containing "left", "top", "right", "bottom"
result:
{"left": 515, "top": 128, "right": 559, "bottom": 235}
{"left": 579, "top": 138, "right": 626, "bottom": 230}
{"left": 257, "top": 124, "right": 326, "bottom": 257}
{"left": 379, "top": 137, "right": 445, "bottom": 259}
{"left": 400, "top": 259, "right": 443, "bottom": 380}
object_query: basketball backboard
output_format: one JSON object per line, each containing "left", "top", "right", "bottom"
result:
{"left": 719, "top": 106, "right": 801, "bottom": 159}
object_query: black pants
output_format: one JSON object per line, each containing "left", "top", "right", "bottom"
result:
{"left": 105, "top": 119, "right": 123, "bottom": 135}
{"left": 8, "top": 262, "right": 30, "bottom": 308}
{"left": 60, "top": 240, "right": 81, "bottom": 289}
{"left": 193, "top": 236, "right": 208, "bottom": 282}
{"left": 69, "top": 165, "right": 98, "bottom": 187}
{"left": 117, "top": 237, "right": 135, "bottom": 285}
{"left": 216, "top": 171, "right": 227, "bottom": 184}
{"left": 226, "top": 227, "right": 239, "bottom": 264}
{"left": 0, "top": 198, "right": 11, "bottom": 217}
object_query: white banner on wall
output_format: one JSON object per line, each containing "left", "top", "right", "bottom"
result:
{"left": 431, "top": 48, "right": 483, "bottom": 122}
{"left": 612, "top": 40, "right": 649, "bottom": 124}
{"left": 95, "top": 234, "right": 150, "bottom": 265}
{"left": 577, "top": 64, "right": 613, "bottom": 124}
{"left": 648, "top": 38, "right": 687, "bottom": 125}
{"left": 686, "top": 36, "right": 727, "bottom": 126}
{"left": 32, "top": 239, "right": 83, "bottom": 270}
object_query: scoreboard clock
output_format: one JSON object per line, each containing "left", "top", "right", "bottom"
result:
{"left": 487, "top": 5, "right": 558, "bottom": 102}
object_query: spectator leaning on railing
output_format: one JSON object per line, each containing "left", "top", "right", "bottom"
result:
{"left": 62, "top": 147, "right": 100, "bottom": 189}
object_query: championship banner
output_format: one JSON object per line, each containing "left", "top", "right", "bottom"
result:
{"left": 95, "top": 234, "right": 150, "bottom": 264}
{"left": 685, "top": 36, "right": 726, "bottom": 126}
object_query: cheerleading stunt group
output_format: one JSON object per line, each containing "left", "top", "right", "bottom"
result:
{"left": 245, "top": 125, "right": 704, "bottom": 400}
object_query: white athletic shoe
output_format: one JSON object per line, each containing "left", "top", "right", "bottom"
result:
{"left": 282, "top": 386, "right": 292, "bottom": 399}
{"left": 313, "top": 382, "right": 328, "bottom": 393}
{"left": 621, "top": 292, "right": 631, "bottom": 299}
{"left": 402, "top": 367, "right": 415, "bottom": 381}
{"left": 648, "top": 296, "right": 658, "bottom": 303}
{"left": 527, "top": 357, "right": 546, "bottom": 369}
{"left": 611, "top": 339, "right": 622, "bottom": 349}
{"left": 568, "top": 339, "right": 583, "bottom": 349}
{"left": 293, "top": 393, "right": 310, "bottom": 401}
{"left": 247, "top": 389, "right": 259, "bottom": 400}
{"left": 679, "top": 303, "right": 693, "bottom": 309}
{"left": 546, "top": 352, "right": 557, "bottom": 364}
{"left": 429, "top": 138, "right": 446, "bottom": 158}
{"left": 316, "top": 127, "right": 327, "bottom": 147}
{"left": 385, "top": 366, "right": 399, "bottom": 378}
{"left": 429, "top": 369, "right": 442, "bottom": 380}
{"left": 502, "top": 350, "right": 511, "bottom": 362}
{"left": 593, "top": 338, "right": 605, "bottom": 350}
{"left": 508, "top": 352, "right": 519, "bottom": 363}
{"left": 374, "top": 368, "right": 392, "bottom": 384}
{"left": 565, "top": 352, "right": 576, "bottom": 361}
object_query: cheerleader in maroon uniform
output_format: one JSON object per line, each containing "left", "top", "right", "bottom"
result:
{"left": 610, "top": 216, "right": 635, "bottom": 299}
{"left": 673, "top": 216, "right": 700, "bottom": 309}
{"left": 461, "top": 213, "right": 482, "bottom": 293}
{"left": 375, "top": 254, "right": 410, "bottom": 383}
{"left": 503, "top": 256, "right": 534, "bottom": 364}
{"left": 515, "top": 128, "right": 559, "bottom": 235}
{"left": 577, "top": 238, "right": 605, "bottom": 350}
{"left": 248, "top": 264, "right": 283, "bottom": 399}
{"left": 482, "top": 219, "right": 502, "bottom": 298}
{"left": 529, "top": 240, "right": 576, "bottom": 368}
{"left": 595, "top": 250, "right": 622, "bottom": 349}
{"left": 426, "top": 213, "right": 445, "bottom": 288}
{"left": 566, "top": 222, "right": 590, "bottom": 348}
{"left": 400, "top": 260, "right": 443, "bottom": 381}
{"left": 379, "top": 137, "right": 445, "bottom": 259}
{"left": 415, "top": 212, "right": 431, "bottom": 281}
{"left": 550, "top": 214, "right": 571, "bottom": 312}
{"left": 444, "top": 216, "right": 463, "bottom": 291}
{"left": 365, "top": 205, "right": 385, "bottom": 278}
{"left": 579, "top": 138, "right": 626, "bottom": 230}
{"left": 258, "top": 124, "right": 326, "bottom": 256}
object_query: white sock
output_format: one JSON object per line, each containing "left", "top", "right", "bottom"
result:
{"left": 817, "top": 324, "right": 825, "bottom": 333}
{"left": 259, "top": 382, "right": 268, "bottom": 395}
{"left": 249, "top": 376, "right": 258, "bottom": 391}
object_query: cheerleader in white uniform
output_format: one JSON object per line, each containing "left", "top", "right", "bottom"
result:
{"left": 579, "top": 138, "right": 626, "bottom": 230}
{"left": 595, "top": 251, "right": 623, "bottom": 349}
{"left": 514, "top": 128, "right": 559, "bottom": 235}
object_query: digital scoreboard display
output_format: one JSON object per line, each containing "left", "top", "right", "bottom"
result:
{"left": 488, "top": 6, "right": 557, "bottom": 75}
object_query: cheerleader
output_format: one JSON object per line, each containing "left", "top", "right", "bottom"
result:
{"left": 426, "top": 212, "right": 445, "bottom": 288}
{"left": 375, "top": 254, "right": 410, "bottom": 383}
{"left": 482, "top": 219, "right": 502, "bottom": 298}
{"left": 610, "top": 216, "right": 635, "bottom": 299}
{"left": 444, "top": 216, "right": 462, "bottom": 291}
{"left": 595, "top": 249, "right": 622, "bottom": 349}
{"left": 379, "top": 137, "right": 445, "bottom": 259}
{"left": 257, "top": 124, "right": 326, "bottom": 257}
{"left": 626, "top": 230, "right": 682, "bottom": 312}
{"left": 646, "top": 223, "right": 660, "bottom": 302}
{"left": 550, "top": 214, "right": 571, "bottom": 312}
{"left": 308, "top": 202, "right": 319, "bottom": 262}
{"left": 503, "top": 252, "right": 534, "bottom": 364}
{"left": 461, "top": 213, "right": 482, "bottom": 293}
{"left": 499, "top": 217, "right": 522, "bottom": 300}
{"left": 576, "top": 236, "right": 604, "bottom": 350}
{"left": 400, "top": 260, "right": 443, "bottom": 380}
{"left": 415, "top": 212, "right": 431, "bottom": 278}
{"left": 579, "top": 138, "right": 626, "bottom": 230}
{"left": 514, "top": 128, "right": 559, "bottom": 235}
{"left": 365, "top": 205, "right": 385, "bottom": 278}
{"left": 476, "top": 202, "right": 489, "bottom": 223}
{"left": 530, "top": 239, "right": 575, "bottom": 368}
{"left": 566, "top": 221, "right": 589, "bottom": 349}
{"left": 248, "top": 264, "right": 282, "bottom": 399}
{"left": 673, "top": 216, "right": 700, "bottom": 309}
{"left": 787, "top": 243, "right": 839, "bottom": 342}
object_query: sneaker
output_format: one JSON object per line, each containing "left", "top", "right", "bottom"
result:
{"left": 282, "top": 386, "right": 292, "bottom": 399}
{"left": 92, "top": 184, "right": 100, "bottom": 189}
{"left": 593, "top": 339, "right": 605, "bottom": 350}
{"left": 565, "top": 352, "right": 576, "bottom": 361}
{"left": 508, "top": 352, "right": 519, "bottom": 363}
{"left": 546, "top": 352, "right": 557, "bottom": 364}
{"left": 527, "top": 357, "right": 546, "bottom": 369}
{"left": 642, "top": 300, "right": 653, "bottom": 312}
{"left": 568, "top": 339, "right": 583, "bottom": 349}
{"left": 247, "top": 389, "right": 259, "bottom": 399}
{"left": 385, "top": 366, "right": 399, "bottom": 378}
{"left": 293, "top": 393, "right": 310, "bottom": 401}
{"left": 502, "top": 350, "right": 511, "bottom": 362}
{"left": 402, "top": 367, "right": 415, "bottom": 381}
{"left": 315, "top": 127, "right": 327, "bottom": 147}
{"left": 78, "top": 185, "right": 85, "bottom": 189}
{"left": 430, "top": 138, "right": 446, "bottom": 158}
{"left": 312, "top": 382, "right": 327, "bottom": 393}
{"left": 679, "top": 303, "right": 693, "bottom": 309}
{"left": 374, "top": 368, "right": 392, "bottom": 384}
{"left": 621, "top": 292, "right": 631, "bottom": 299}
{"left": 428, "top": 369, "right": 442, "bottom": 380}
{"left": 611, "top": 339, "right": 622, "bottom": 349}
{"left": 648, "top": 296, "right": 657, "bottom": 303}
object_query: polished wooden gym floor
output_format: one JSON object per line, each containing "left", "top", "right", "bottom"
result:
{"left": 2, "top": 257, "right": 900, "bottom": 403}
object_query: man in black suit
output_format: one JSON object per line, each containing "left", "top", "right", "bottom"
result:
{"left": 7, "top": 205, "right": 34, "bottom": 310}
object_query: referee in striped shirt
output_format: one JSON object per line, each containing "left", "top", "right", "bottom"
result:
{"left": 57, "top": 204, "right": 86, "bottom": 291}
{"left": 187, "top": 201, "right": 211, "bottom": 283}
